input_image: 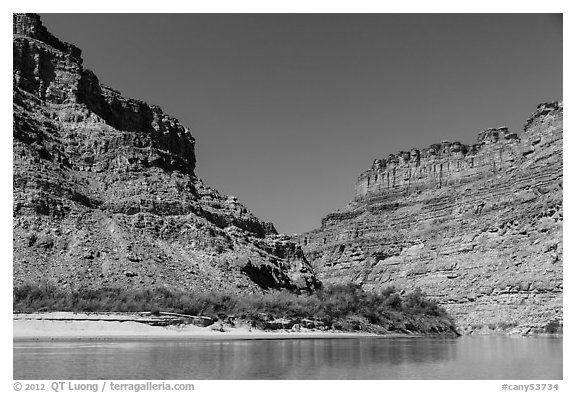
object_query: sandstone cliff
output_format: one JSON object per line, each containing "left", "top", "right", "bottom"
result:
{"left": 13, "top": 14, "right": 319, "bottom": 294}
{"left": 299, "top": 102, "right": 563, "bottom": 332}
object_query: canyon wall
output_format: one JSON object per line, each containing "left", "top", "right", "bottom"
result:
{"left": 13, "top": 14, "right": 319, "bottom": 294}
{"left": 13, "top": 14, "right": 563, "bottom": 333}
{"left": 300, "top": 102, "right": 563, "bottom": 332}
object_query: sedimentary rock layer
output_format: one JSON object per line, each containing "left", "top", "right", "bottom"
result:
{"left": 300, "top": 102, "right": 563, "bottom": 331}
{"left": 13, "top": 14, "right": 318, "bottom": 294}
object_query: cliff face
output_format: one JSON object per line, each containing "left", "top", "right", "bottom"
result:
{"left": 13, "top": 14, "right": 319, "bottom": 294}
{"left": 300, "top": 102, "right": 563, "bottom": 332}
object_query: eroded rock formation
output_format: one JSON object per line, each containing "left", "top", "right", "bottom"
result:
{"left": 13, "top": 13, "right": 319, "bottom": 294}
{"left": 13, "top": 14, "right": 562, "bottom": 333}
{"left": 299, "top": 102, "right": 563, "bottom": 332}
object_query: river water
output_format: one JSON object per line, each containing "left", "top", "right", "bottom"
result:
{"left": 13, "top": 336, "right": 562, "bottom": 380}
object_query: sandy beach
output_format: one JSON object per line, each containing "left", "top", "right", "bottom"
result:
{"left": 13, "top": 312, "right": 387, "bottom": 340}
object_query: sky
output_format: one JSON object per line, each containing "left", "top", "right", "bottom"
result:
{"left": 39, "top": 14, "right": 563, "bottom": 235}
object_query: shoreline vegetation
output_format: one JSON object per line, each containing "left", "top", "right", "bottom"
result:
{"left": 14, "top": 282, "right": 459, "bottom": 337}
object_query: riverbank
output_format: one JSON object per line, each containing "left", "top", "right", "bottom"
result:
{"left": 15, "top": 312, "right": 562, "bottom": 340}
{"left": 13, "top": 283, "right": 459, "bottom": 337}
{"left": 14, "top": 312, "right": 420, "bottom": 340}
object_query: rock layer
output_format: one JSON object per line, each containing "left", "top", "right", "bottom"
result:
{"left": 13, "top": 14, "right": 319, "bottom": 294}
{"left": 299, "top": 102, "right": 563, "bottom": 332}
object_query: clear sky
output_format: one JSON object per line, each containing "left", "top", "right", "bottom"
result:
{"left": 39, "top": 14, "right": 562, "bottom": 235}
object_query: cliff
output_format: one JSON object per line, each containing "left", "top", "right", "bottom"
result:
{"left": 13, "top": 14, "right": 562, "bottom": 334}
{"left": 299, "top": 102, "right": 563, "bottom": 333}
{"left": 13, "top": 14, "right": 319, "bottom": 294}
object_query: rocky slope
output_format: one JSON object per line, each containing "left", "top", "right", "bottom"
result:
{"left": 299, "top": 102, "right": 563, "bottom": 332}
{"left": 13, "top": 13, "right": 319, "bottom": 294}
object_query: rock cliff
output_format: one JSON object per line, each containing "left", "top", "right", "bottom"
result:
{"left": 299, "top": 102, "right": 563, "bottom": 332}
{"left": 13, "top": 14, "right": 319, "bottom": 294}
{"left": 13, "top": 14, "right": 562, "bottom": 333}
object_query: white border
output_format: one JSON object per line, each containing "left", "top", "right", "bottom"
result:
{"left": 2, "top": 2, "right": 571, "bottom": 392}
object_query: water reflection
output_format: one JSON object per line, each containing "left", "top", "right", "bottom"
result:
{"left": 13, "top": 336, "right": 562, "bottom": 380}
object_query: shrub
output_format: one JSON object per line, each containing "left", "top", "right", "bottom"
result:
{"left": 13, "top": 280, "right": 455, "bottom": 334}
{"left": 497, "top": 321, "right": 518, "bottom": 330}
{"left": 544, "top": 320, "right": 561, "bottom": 333}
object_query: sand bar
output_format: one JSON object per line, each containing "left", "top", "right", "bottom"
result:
{"left": 14, "top": 312, "right": 404, "bottom": 340}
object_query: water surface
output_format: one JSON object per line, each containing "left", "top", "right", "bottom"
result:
{"left": 13, "top": 336, "right": 562, "bottom": 379}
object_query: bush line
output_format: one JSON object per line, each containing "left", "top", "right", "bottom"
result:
{"left": 13, "top": 281, "right": 458, "bottom": 334}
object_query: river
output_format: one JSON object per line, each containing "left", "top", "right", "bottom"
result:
{"left": 13, "top": 336, "right": 562, "bottom": 379}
